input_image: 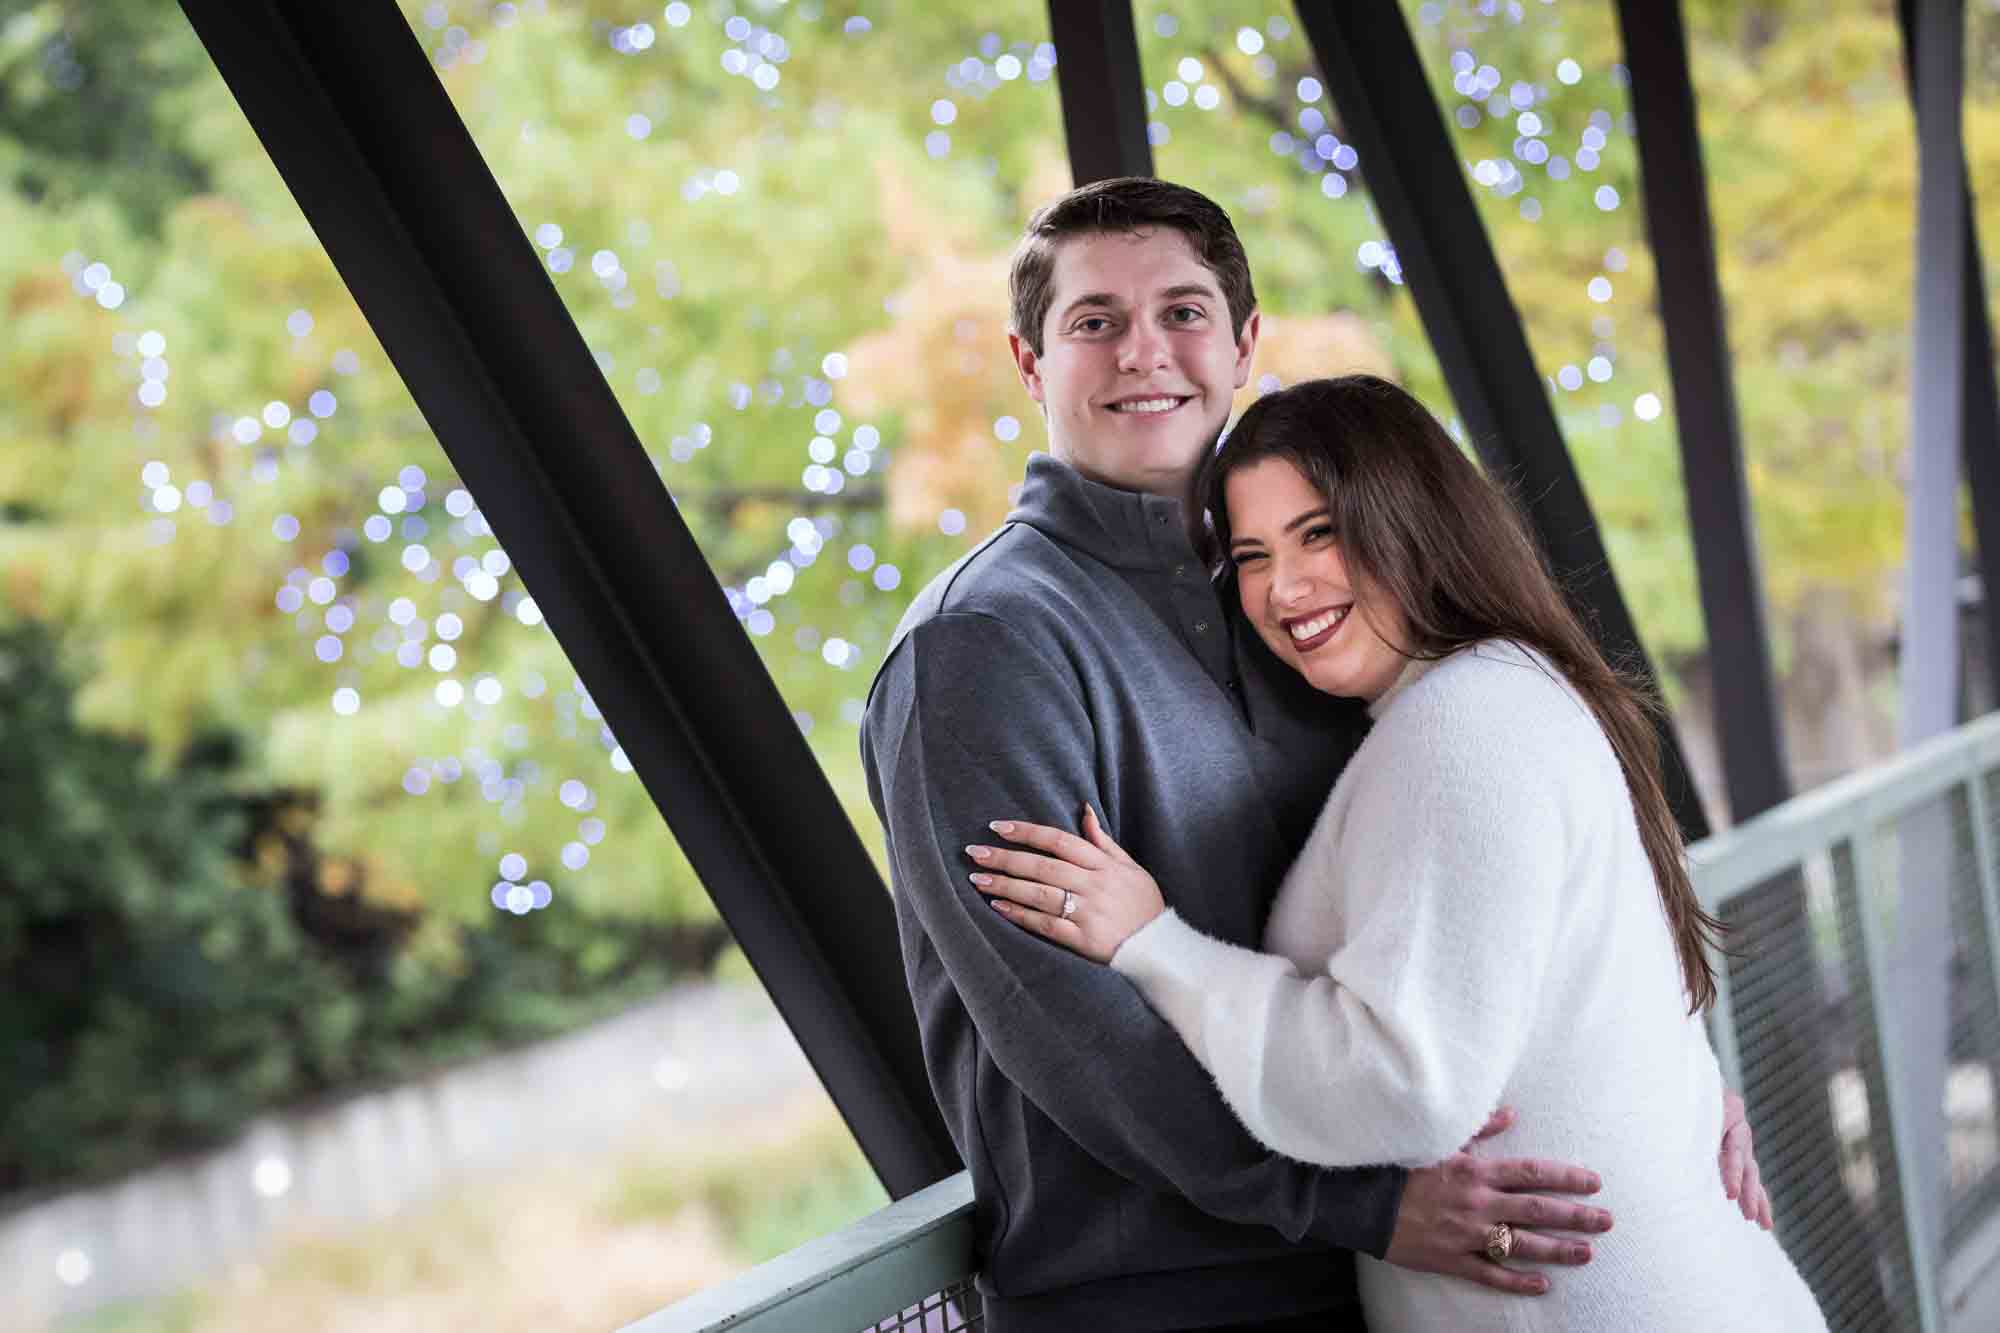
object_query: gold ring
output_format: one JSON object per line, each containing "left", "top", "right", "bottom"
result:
{"left": 1061, "top": 890, "right": 1078, "bottom": 918}
{"left": 1483, "top": 1222, "right": 1514, "bottom": 1264}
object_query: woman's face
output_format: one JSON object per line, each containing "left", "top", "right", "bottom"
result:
{"left": 1224, "top": 455, "right": 1410, "bottom": 703}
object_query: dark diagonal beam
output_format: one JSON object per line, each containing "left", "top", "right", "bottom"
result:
{"left": 1891, "top": 0, "right": 1970, "bottom": 1298}
{"left": 1899, "top": 0, "right": 1969, "bottom": 748}
{"left": 1047, "top": 0, "right": 1154, "bottom": 184}
{"left": 1292, "top": 2, "right": 1709, "bottom": 840}
{"left": 1899, "top": 0, "right": 2000, "bottom": 718}
{"left": 1615, "top": 0, "right": 1790, "bottom": 823}
{"left": 176, "top": 0, "right": 959, "bottom": 1196}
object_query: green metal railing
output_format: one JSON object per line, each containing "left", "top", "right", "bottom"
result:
{"left": 619, "top": 1172, "right": 976, "bottom": 1332}
{"left": 633, "top": 712, "right": 2000, "bottom": 1333}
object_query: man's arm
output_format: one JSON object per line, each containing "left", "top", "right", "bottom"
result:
{"left": 863, "top": 609, "right": 1404, "bottom": 1254}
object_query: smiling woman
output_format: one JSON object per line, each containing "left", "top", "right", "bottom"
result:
{"left": 1186, "top": 376, "right": 1719, "bottom": 1022}
{"left": 973, "top": 375, "right": 1825, "bottom": 1330}
{"left": 1221, "top": 455, "right": 1410, "bottom": 703}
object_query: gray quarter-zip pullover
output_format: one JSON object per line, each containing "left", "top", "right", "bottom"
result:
{"left": 861, "top": 453, "right": 1403, "bottom": 1332}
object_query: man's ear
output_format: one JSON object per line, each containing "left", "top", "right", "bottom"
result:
{"left": 1232, "top": 309, "right": 1262, "bottom": 390}
{"left": 1008, "top": 332, "right": 1047, "bottom": 405}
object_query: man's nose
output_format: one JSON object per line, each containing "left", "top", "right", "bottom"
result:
{"left": 1117, "top": 321, "right": 1169, "bottom": 373}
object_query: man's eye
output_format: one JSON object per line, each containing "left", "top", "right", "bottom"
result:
{"left": 1167, "top": 305, "right": 1205, "bottom": 324}
{"left": 1073, "top": 316, "right": 1113, "bottom": 334}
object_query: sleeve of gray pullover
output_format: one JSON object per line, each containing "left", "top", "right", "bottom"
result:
{"left": 862, "top": 609, "right": 1407, "bottom": 1256}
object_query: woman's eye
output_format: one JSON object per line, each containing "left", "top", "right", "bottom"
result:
{"left": 1302, "top": 524, "right": 1335, "bottom": 544}
{"left": 1230, "top": 551, "right": 1266, "bottom": 568}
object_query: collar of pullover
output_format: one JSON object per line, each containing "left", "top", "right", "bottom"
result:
{"left": 1007, "top": 452, "right": 1201, "bottom": 574}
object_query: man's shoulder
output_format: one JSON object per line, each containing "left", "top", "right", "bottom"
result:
{"left": 886, "top": 520, "right": 1101, "bottom": 657}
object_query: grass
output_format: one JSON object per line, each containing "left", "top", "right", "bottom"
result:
{"left": 604, "top": 1108, "right": 888, "bottom": 1263}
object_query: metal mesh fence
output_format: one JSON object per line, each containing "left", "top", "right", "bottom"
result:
{"left": 1719, "top": 863, "right": 1905, "bottom": 1329}
{"left": 1705, "top": 757, "right": 2000, "bottom": 1332}
{"left": 860, "top": 1279, "right": 983, "bottom": 1332}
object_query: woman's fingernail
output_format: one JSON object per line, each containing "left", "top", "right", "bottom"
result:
{"left": 990, "top": 899, "right": 1007, "bottom": 912}
{"left": 969, "top": 873, "right": 992, "bottom": 886}
{"left": 966, "top": 845, "right": 991, "bottom": 861}
{"left": 989, "top": 821, "right": 1013, "bottom": 835}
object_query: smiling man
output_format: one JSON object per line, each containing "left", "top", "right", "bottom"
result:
{"left": 859, "top": 179, "right": 1717, "bottom": 1332}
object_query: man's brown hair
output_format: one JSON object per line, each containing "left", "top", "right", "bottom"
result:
{"left": 1008, "top": 177, "right": 1257, "bottom": 357}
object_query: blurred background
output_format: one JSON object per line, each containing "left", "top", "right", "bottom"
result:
{"left": 3, "top": 0, "right": 1997, "bottom": 1328}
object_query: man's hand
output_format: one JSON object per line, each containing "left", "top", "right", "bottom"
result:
{"left": 1720, "top": 1088, "right": 1774, "bottom": 1229}
{"left": 1384, "top": 1108, "right": 1612, "bottom": 1296}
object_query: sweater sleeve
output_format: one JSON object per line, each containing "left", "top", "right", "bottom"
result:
{"left": 862, "top": 609, "right": 1406, "bottom": 1254}
{"left": 1111, "top": 668, "right": 1574, "bottom": 1168}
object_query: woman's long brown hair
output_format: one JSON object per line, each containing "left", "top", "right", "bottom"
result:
{"left": 1192, "top": 375, "right": 1723, "bottom": 1012}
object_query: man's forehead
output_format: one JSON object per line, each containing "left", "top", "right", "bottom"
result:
{"left": 1046, "top": 226, "right": 1217, "bottom": 301}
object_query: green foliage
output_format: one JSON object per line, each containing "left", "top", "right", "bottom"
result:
{"left": 0, "top": 617, "right": 327, "bottom": 1192}
{"left": 0, "top": 0, "right": 211, "bottom": 233}
{"left": 0, "top": 0, "right": 1989, "bottom": 1199}
{"left": 0, "top": 619, "right": 709, "bottom": 1194}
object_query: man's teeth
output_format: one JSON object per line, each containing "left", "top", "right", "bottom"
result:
{"left": 1110, "top": 397, "right": 1183, "bottom": 414}
{"left": 1289, "top": 607, "right": 1349, "bottom": 641}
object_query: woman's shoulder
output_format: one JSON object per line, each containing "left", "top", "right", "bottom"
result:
{"left": 1370, "top": 640, "right": 1606, "bottom": 775}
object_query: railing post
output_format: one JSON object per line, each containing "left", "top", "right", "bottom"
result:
{"left": 1705, "top": 947, "right": 1745, "bottom": 1096}
{"left": 1849, "top": 827, "right": 1945, "bottom": 1331}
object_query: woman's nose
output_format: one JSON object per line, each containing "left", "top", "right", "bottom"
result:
{"left": 1270, "top": 560, "right": 1312, "bottom": 607}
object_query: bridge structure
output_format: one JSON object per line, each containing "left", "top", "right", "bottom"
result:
{"left": 173, "top": 2, "right": 2000, "bottom": 1329}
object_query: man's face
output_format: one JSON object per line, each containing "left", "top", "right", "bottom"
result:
{"left": 1009, "top": 228, "right": 1258, "bottom": 498}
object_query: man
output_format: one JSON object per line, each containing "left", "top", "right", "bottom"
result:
{"left": 860, "top": 178, "right": 1763, "bottom": 1332}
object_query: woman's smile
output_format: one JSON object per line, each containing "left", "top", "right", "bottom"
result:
{"left": 1283, "top": 604, "right": 1352, "bottom": 652}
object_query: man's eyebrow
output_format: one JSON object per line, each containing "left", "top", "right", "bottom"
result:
{"left": 1056, "top": 280, "right": 1222, "bottom": 324}
{"left": 1055, "top": 292, "right": 1123, "bottom": 322}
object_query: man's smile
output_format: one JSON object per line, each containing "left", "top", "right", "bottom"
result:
{"left": 1105, "top": 394, "right": 1193, "bottom": 415}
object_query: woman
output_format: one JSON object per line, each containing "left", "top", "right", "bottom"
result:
{"left": 969, "top": 376, "right": 1825, "bottom": 1330}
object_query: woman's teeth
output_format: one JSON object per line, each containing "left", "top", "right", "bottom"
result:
{"left": 1289, "top": 607, "right": 1349, "bottom": 641}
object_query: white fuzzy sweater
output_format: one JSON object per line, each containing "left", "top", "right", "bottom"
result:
{"left": 1111, "top": 641, "right": 1826, "bottom": 1331}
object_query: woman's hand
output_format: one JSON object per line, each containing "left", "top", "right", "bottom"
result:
{"left": 967, "top": 806, "right": 1165, "bottom": 963}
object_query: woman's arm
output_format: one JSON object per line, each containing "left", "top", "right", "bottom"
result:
{"left": 979, "top": 667, "right": 1578, "bottom": 1168}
